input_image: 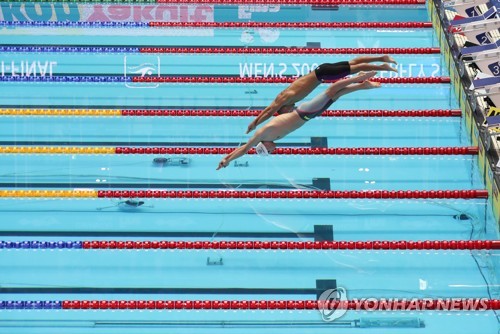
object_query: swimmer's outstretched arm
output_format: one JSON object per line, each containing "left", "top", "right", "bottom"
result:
{"left": 217, "top": 130, "right": 264, "bottom": 170}
{"left": 246, "top": 92, "right": 292, "bottom": 134}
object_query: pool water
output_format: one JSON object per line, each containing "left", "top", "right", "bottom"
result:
{"left": 0, "top": 2, "right": 499, "bottom": 334}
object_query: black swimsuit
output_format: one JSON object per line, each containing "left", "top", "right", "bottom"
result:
{"left": 314, "top": 61, "right": 351, "bottom": 81}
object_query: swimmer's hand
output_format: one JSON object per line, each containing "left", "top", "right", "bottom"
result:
{"left": 217, "top": 158, "right": 229, "bottom": 170}
{"left": 246, "top": 120, "right": 257, "bottom": 134}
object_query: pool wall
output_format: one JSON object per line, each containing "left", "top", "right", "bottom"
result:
{"left": 428, "top": 0, "right": 500, "bottom": 228}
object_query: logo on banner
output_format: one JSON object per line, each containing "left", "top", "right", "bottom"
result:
{"left": 317, "top": 287, "right": 348, "bottom": 322}
{"left": 378, "top": 64, "right": 441, "bottom": 78}
{"left": 87, "top": 4, "right": 213, "bottom": 23}
{"left": 124, "top": 55, "right": 160, "bottom": 89}
{"left": 0, "top": 3, "right": 214, "bottom": 23}
{"left": 239, "top": 62, "right": 319, "bottom": 78}
{"left": 237, "top": 5, "right": 280, "bottom": 19}
{"left": 240, "top": 29, "right": 280, "bottom": 44}
{"left": 0, "top": 3, "right": 80, "bottom": 22}
{"left": 0, "top": 60, "right": 57, "bottom": 77}
{"left": 239, "top": 62, "right": 441, "bottom": 78}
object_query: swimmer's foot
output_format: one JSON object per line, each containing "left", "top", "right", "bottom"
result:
{"left": 361, "top": 80, "right": 382, "bottom": 89}
{"left": 382, "top": 63, "right": 398, "bottom": 73}
{"left": 382, "top": 55, "right": 397, "bottom": 64}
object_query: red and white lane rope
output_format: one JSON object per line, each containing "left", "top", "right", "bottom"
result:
{"left": 132, "top": 76, "right": 450, "bottom": 84}
{"left": 114, "top": 146, "right": 478, "bottom": 155}
{"left": 121, "top": 109, "right": 461, "bottom": 117}
{"left": 59, "top": 298, "right": 499, "bottom": 310}
{"left": 80, "top": 239, "right": 499, "bottom": 250}
{"left": 150, "top": 22, "right": 431, "bottom": 28}
{"left": 96, "top": 189, "right": 489, "bottom": 199}
{"left": 139, "top": 47, "right": 440, "bottom": 54}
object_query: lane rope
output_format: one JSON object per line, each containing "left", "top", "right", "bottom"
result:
{"left": 0, "top": 239, "right": 498, "bottom": 250}
{"left": 0, "top": 46, "right": 440, "bottom": 54}
{"left": 1, "top": 298, "right": 498, "bottom": 311}
{"left": 0, "top": 109, "right": 462, "bottom": 117}
{"left": 0, "top": 146, "right": 479, "bottom": 155}
{"left": 0, "top": 189, "right": 488, "bottom": 199}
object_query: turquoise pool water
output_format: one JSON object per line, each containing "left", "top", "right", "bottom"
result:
{"left": 0, "top": 2, "right": 499, "bottom": 334}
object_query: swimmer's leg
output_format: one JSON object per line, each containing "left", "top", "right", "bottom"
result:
{"left": 295, "top": 73, "right": 379, "bottom": 121}
{"left": 349, "top": 55, "right": 397, "bottom": 65}
{"left": 96, "top": 203, "right": 119, "bottom": 211}
{"left": 348, "top": 55, "right": 398, "bottom": 73}
{"left": 322, "top": 71, "right": 377, "bottom": 98}
{"left": 350, "top": 62, "right": 398, "bottom": 73}
{"left": 327, "top": 80, "right": 381, "bottom": 100}
{"left": 296, "top": 90, "right": 335, "bottom": 120}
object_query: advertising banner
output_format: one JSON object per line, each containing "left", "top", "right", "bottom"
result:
{"left": 0, "top": 3, "right": 214, "bottom": 23}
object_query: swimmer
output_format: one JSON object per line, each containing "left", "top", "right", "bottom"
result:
{"left": 246, "top": 55, "right": 397, "bottom": 134}
{"left": 217, "top": 71, "right": 381, "bottom": 170}
{"left": 96, "top": 199, "right": 151, "bottom": 211}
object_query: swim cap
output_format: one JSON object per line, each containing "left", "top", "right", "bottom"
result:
{"left": 255, "top": 142, "right": 269, "bottom": 156}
